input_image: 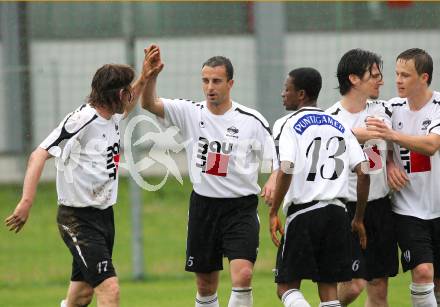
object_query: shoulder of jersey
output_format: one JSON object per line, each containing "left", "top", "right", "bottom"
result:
{"left": 273, "top": 113, "right": 295, "bottom": 139}
{"left": 367, "top": 99, "right": 393, "bottom": 116}
{"left": 326, "top": 102, "right": 342, "bottom": 116}
{"left": 284, "top": 107, "right": 327, "bottom": 127}
{"left": 64, "top": 104, "right": 98, "bottom": 134}
{"left": 233, "top": 102, "right": 271, "bottom": 134}
{"left": 388, "top": 96, "right": 407, "bottom": 108}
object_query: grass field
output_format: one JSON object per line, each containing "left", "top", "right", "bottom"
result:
{"left": 1, "top": 176, "right": 411, "bottom": 306}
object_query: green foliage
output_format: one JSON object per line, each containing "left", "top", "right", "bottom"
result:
{"left": 0, "top": 177, "right": 411, "bottom": 306}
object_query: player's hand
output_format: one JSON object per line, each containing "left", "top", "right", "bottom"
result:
{"left": 5, "top": 201, "right": 31, "bottom": 233}
{"left": 351, "top": 219, "right": 367, "bottom": 250}
{"left": 142, "top": 44, "right": 164, "bottom": 79}
{"left": 269, "top": 214, "right": 284, "bottom": 247}
{"left": 366, "top": 118, "right": 395, "bottom": 141}
{"left": 386, "top": 159, "right": 409, "bottom": 191}
{"left": 261, "top": 182, "right": 275, "bottom": 207}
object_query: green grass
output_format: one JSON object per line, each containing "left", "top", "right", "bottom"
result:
{"left": 0, "top": 176, "right": 411, "bottom": 306}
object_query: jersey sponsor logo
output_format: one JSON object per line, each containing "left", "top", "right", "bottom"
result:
{"left": 293, "top": 114, "right": 345, "bottom": 135}
{"left": 400, "top": 147, "right": 431, "bottom": 173}
{"left": 226, "top": 126, "right": 239, "bottom": 138}
{"left": 107, "top": 142, "right": 120, "bottom": 180}
{"left": 196, "top": 137, "right": 233, "bottom": 177}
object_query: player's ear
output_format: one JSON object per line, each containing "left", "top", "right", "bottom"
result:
{"left": 298, "top": 89, "right": 306, "bottom": 100}
{"left": 349, "top": 74, "right": 359, "bottom": 86}
{"left": 421, "top": 72, "right": 429, "bottom": 84}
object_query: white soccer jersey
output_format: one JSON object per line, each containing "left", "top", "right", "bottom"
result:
{"left": 389, "top": 91, "right": 440, "bottom": 219}
{"left": 279, "top": 107, "right": 367, "bottom": 214}
{"left": 40, "top": 104, "right": 123, "bottom": 209}
{"left": 161, "top": 98, "right": 275, "bottom": 198}
{"left": 326, "top": 100, "right": 391, "bottom": 202}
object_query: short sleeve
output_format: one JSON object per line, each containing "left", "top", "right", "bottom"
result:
{"left": 160, "top": 98, "right": 193, "bottom": 136}
{"left": 347, "top": 130, "right": 367, "bottom": 171}
{"left": 279, "top": 121, "right": 298, "bottom": 163}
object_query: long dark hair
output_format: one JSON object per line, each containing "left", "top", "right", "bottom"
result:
{"left": 88, "top": 64, "right": 135, "bottom": 109}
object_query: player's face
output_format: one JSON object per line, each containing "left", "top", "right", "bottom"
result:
{"left": 281, "top": 76, "right": 301, "bottom": 111}
{"left": 395, "top": 59, "right": 427, "bottom": 99}
{"left": 358, "top": 63, "right": 383, "bottom": 99}
{"left": 201, "top": 65, "right": 233, "bottom": 106}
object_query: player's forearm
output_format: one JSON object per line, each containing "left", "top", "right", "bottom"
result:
{"left": 20, "top": 148, "right": 49, "bottom": 207}
{"left": 354, "top": 165, "right": 370, "bottom": 222}
{"left": 141, "top": 76, "right": 164, "bottom": 118}
{"left": 392, "top": 132, "right": 440, "bottom": 156}
{"left": 125, "top": 75, "right": 148, "bottom": 115}
{"left": 352, "top": 127, "right": 378, "bottom": 144}
{"left": 269, "top": 164, "right": 292, "bottom": 216}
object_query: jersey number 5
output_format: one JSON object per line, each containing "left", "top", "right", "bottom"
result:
{"left": 305, "top": 136, "right": 346, "bottom": 181}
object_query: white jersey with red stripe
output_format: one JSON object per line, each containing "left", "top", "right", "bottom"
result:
{"left": 278, "top": 107, "right": 367, "bottom": 214}
{"left": 326, "top": 100, "right": 391, "bottom": 202}
{"left": 161, "top": 98, "right": 275, "bottom": 198}
{"left": 389, "top": 91, "right": 440, "bottom": 219}
{"left": 40, "top": 104, "right": 123, "bottom": 209}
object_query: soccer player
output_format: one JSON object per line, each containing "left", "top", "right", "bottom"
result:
{"left": 141, "top": 45, "right": 275, "bottom": 307}
{"left": 265, "top": 67, "right": 325, "bottom": 206}
{"left": 4, "top": 46, "right": 158, "bottom": 307}
{"left": 326, "top": 49, "right": 398, "bottom": 306}
{"left": 270, "top": 67, "right": 370, "bottom": 307}
{"left": 367, "top": 48, "right": 440, "bottom": 307}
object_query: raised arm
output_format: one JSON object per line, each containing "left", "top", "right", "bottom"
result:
{"left": 124, "top": 45, "right": 165, "bottom": 117}
{"left": 5, "top": 147, "right": 50, "bottom": 233}
{"left": 141, "top": 44, "right": 165, "bottom": 118}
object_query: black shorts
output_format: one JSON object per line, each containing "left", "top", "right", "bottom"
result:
{"left": 185, "top": 191, "right": 259, "bottom": 273}
{"left": 57, "top": 205, "right": 116, "bottom": 287}
{"left": 275, "top": 201, "right": 352, "bottom": 284}
{"left": 394, "top": 213, "right": 440, "bottom": 277}
{"left": 346, "top": 196, "right": 398, "bottom": 281}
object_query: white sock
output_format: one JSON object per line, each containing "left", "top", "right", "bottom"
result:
{"left": 281, "top": 289, "right": 311, "bottom": 307}
{"left": 60, "top": 299, "right": 67, "bottom": 307}
{"left": 228, "top": 287, "right": 253, "bottom": 307}
{"left": 410, "top": 283, "right": 437, "bottom": 307}
{"left": 196, "top": 292, "right": 219, "bottom": 307}
{"left": 319, "top": 300, "right": 342, "bottom": 307}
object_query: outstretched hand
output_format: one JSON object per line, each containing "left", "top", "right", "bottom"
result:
{"left": 142, "top": 44, "right": 164, "bottom": 79}
{"left": 5, "top": 201, "right": 31, "bottom": 233}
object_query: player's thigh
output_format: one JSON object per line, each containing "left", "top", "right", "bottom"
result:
{"left": 57, "top": 206, "right": 116, "bottom": 287}
{"left": 222, "top": 195, "right": 259, "bottom": 263}
{"left": 394, "top": 213, "right": 433, "bottom": 272}
{"left": 185, "top": 192, "right": 223, "bottom": 273}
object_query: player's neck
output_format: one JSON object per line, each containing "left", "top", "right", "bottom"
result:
{"left": 207, "top": 99, "right": 232, "bottom": 115}
{"left": 407, "top": 88, "right": 433, "bottom": 111}
{"left": 340, "top": 93, "right": 367, "bottom": 113}
{"left": 94, "top": 105, "right": 113, "bottom": 120}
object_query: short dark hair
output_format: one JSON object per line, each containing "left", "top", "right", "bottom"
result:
{"left": 202, "top": 56, "right": 234, "bottom": 81}
{"left": 397, "top": 48, "right": 433, "bottom": 85}
{"left": 337, "top": 49, "right": 383, "bottom": 95}
{"left": 288, "top": 67, "right": 322, "bottom": 101}
{"left": 88, "top": 64, "right": 135, "bottom": 108}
